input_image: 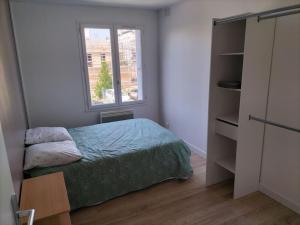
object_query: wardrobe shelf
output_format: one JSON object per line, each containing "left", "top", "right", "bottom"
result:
{"left": 216, "top": 113, "right": 239, "bottom": 126}
{"left": 217, "top": 86, "right": 241, "bottom": 92}
{"left": 215, "top": 156, "right": 236, "bottom": 174}
{"left": 218, "top": 52, "right": 244, "bottom": 56}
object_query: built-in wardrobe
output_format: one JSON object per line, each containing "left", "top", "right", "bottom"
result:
{"left": 206, "top": 6, "right": 300, "bottom": 214}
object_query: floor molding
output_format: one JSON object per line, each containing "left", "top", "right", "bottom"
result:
{"left": 259, "top": 184, "right": 300, "bottom": 214}
{"left": 184, "top": 140, "right": 207, "bottom": 158}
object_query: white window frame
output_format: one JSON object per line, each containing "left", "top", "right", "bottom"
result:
{"left": 79, "top": 24, "right": 145, "bottom": 111}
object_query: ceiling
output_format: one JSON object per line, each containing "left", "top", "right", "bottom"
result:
{"left": 18, "top": 0, "right": 184, "bottom": 9}
{"left": 80, "top": 0, "right": 182, "bottom": 8}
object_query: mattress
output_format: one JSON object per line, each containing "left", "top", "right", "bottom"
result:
{"left": 25, "top": 119, "right": 193, "bottom": 210}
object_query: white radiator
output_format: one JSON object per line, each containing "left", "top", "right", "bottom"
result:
{"left": 100, "top": 110, "right": 134, "bottom": 123}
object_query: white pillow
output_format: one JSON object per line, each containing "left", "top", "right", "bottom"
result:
{"left": 25, "top": 127, "right": 73, "bottom": 145}
{"left": 24, "top": 140, "right": 82, "bottom": 170}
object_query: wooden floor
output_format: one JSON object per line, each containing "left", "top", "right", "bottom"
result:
{"left": 71, "top": 153, "right": 300, "bottom": 225}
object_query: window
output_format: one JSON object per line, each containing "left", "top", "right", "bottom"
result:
{"left": 118, "top": 29, "right": 143, "bottom": 102}
{"left": 83, "top": 28, "right": 115, "bottom": 105}
{"left": 81, "top": 25, "right": 143, "bottom": 109}
{"left": 100, "top": 53, "right": 106, "bottom": 62}
{"left": 87, "top": 54, "right": 93, "bottom": 67}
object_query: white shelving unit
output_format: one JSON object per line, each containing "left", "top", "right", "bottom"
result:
{"left": 206, "top": 19, "right": 246, "bottom": 194}
{"left": 206, "top": 8, "right": 300, "bottom": 209}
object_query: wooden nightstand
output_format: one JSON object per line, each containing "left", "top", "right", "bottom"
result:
{"left": 20, "top": 172, "right": 71, "bottom": 225}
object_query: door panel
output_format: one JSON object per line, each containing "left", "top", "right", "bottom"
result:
{"left": 261, "top": 126, "right": 300, "bottom": 209}
{"left": 260, "top": 13, "right": 300, "bottom": 212}
{"left": 0, "top": 122, "right": 15, "bottom": 225}
{"left": 266, "top": 14, "right": 300, "bottom": 128}
{"left": 234, "top": 17, "right": 276, "bottom": 198}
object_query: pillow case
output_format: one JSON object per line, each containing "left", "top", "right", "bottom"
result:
{"left": 24, "top": 140, "right": 82, "bottom": 170}
{"left": 25, "top": 127, "right": 73, "bottom": 145}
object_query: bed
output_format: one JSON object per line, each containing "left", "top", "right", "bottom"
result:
{"left": 25, "top": 119, "right": 193, "bottom": 210}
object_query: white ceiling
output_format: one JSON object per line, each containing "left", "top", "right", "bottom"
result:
{"left": 19, "top": 0, "right": 184, "bottom": 9}
{"left": 80, "top": 0, "right": 182, "bottom": 8}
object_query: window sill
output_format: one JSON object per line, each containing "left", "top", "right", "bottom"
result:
{"left": 86, "top": 100, "right": 145, "bottom": 112}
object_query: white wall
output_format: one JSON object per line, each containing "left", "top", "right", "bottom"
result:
{"left": 159, "top": 0, "right": 300, "bottom": 156}
{"left": 11, "top": 1, "right": 160, "bottom": 128}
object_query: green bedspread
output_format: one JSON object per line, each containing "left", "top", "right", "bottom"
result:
{"left": 25, "top": 119, "right": 193, "bottom": 210}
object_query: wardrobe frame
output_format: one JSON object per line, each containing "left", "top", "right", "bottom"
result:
{"left": 206, "top": 4, "right": 300, "bottom": 200}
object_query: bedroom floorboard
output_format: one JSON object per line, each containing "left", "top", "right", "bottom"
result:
{"left": 71, "top": 153, "right": 300, "bottom": 225}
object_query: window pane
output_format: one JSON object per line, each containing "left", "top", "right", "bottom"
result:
{"left": 117, "top": 29, "right": 143, "bottom": 102}
{"left": 83, "top": 28, "right": 115, "bottom": 105}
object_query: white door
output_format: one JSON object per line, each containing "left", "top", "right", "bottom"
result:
{"left": 234, "top": 17, "right": 276, "bottom": 198}
{"left": 260, "top": 13, "right": 300, "bottom": 214}
{"left": 0, "top": 121, "right": 15, "bottom": 225}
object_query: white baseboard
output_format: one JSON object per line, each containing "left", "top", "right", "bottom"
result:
{"left": 184, "top": 140, "right": 207, "bottom": 158}
{"left": 259, "top": 184, "right": 300, "bottom": 214}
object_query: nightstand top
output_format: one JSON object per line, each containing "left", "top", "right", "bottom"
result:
{"left": 20, "top": 172, "right": 70, "bottom": 221}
